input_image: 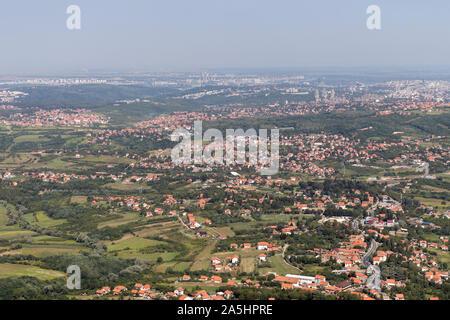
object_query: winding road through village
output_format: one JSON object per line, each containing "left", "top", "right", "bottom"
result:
{"left": 363, "top": 239, "right": 381, "bottom": 291}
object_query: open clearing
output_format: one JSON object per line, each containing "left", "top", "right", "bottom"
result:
{"left": 0, "top": 263, "right": 65, "bottom": 280}
{"left": 103, "top": 182, "right": 151, "bottom": 191}
{"left": 258, "top": 254, "right": 302, "bottom": 276}
{"left": 70, "top": 196, "right": 87, "bottom": 204}
{"left": 107, "top": 237, "right": 166, "bottom": 251}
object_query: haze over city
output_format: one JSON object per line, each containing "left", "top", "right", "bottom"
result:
{"left": 1, "top": 0, "right": 450, "bottom": 74}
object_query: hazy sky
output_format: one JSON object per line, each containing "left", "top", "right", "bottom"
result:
{"left": 1, "top": 0, "right": 449, "bottom": 74}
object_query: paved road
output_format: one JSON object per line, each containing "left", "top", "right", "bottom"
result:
{"left": 362, "top": 239, "right": 377, "bottom": 267}
{"left": 363, "top": 239, "right": 381, "bottom": 291}
{"left": 366, "top": 264, "right": 381, "bottom": 290}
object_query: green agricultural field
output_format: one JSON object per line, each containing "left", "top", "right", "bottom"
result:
{"left": 0, "top": 263, "right": 65, "bottom": 280}
{"left": 153, "top": 261, "right": 175, "bottom": 273}
{"left": 97, "top": 212, "right": 141, "bottom": 229}
{"left": 31, "top": 235, "right": 81, "bottom": 246}
{"left": 24, "top": 211, "right": 67, "bottom": 228}
{"left": 107, "top": 235, "right": 179, "bottom": 262}
{"left": 1, "top": 246, "right": 82, "bottom": 258}
{"left": 118, "top": 251, "right": 178, "bottom": 262}
{"left": 260, "top": 214, "right": 293, "bottom": 222}
{"left": 228, "top": 221, "right": 263, "bottom": 233}
{"left": 0, "top": 230, "right": 37, "bottom": 241}
{"left": 133, "top": 220, "right": 181, "bottom": 237}
{"left": 79, "top": 155, "right": 133, "bottom": 164}
{"left": 107, "top": 237, "right": 166, "bottom": 251}
{"left": 64, "top": 136, "right": 89, "bottom": 146}
{"left": 260, "top": 214, "right": 311, "bottom": 223}
{"left": 31, "top": 157, "right": 75, "bottom": 170}
{"left": 415, "top": 197, "right": 449, "bottom": 211}
{"left": 258, "top": 254, "right": 302, "bottom": 276}
{"left": 301, "top": 264, "right": 327, "bottom": 276}
{"left": 172, "top": 261, "right": 192, "bottom": 272}
{"left": 103, "top": 182, "right": 151, "bottom": 191}
{"left": 154, "top": 261, "right": 191, "bottom": 273}
{"left": 203, "top": 226, "right": 235, "bottom": 237}
{"left": 13, "top": 135, "right": 49, "bottom": 143}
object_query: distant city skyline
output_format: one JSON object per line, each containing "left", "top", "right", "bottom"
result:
{"left": 1, "top": 0, "right": 449, "bottom": 74}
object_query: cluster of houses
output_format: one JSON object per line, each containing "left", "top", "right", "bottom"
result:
{"left": 211, "top": 255, "right": 240, "bottom": 272}
{"left": 424, "top": 269, "right": 449, "bottom": 284}
{"left": 95, "top": 283, "right": 234, "bottom": 300}
{"left": 4, "top": 170, "right": 161, "bottom": 188}
{"left": 364, "top": 216, "right": 398, "bottom": 230}
{"left": 381, "top": 278, "right": 406, "bottom": 289}
{"left": 89, "top": 194, "right": 182, "bottom": 218}
{"left": 407, "top": 217, "right": 442, "bottom": 230}
{"left": 23, "top": 171, "right": 94, "bottom": 184}
{"left": 127, "top": 99, "right": 449, "bottom": 176}
{"left": 320, "top": 235, "right": 367, "bottom": 269}
{"left": 210, "top": 241, "right": 280, "bottom": 273}
{"left": 268, "top": 221, "right": 299, "bottom": 235}
{"left": 181, "top": 274, "right": 235, "bottom": 285}
{"left": 272, "top": 273, "right": 380, "bottom": 300}
{"left": 405, "top": 239, "right": 449, "bottom": 284}
{"left": 230, "top": 243, "right": 278, "bottom": 252}
{"left": 274, "top": 274, "right": 327, "bottom": 290}
{"left": 1, "top": 108, "right": 108, "bottom": 127}
{"left": 178, "top": 290, "right": 233, "bottom": 300}
{"left": 0, "top": 90, "right": 27, "bottom": 103}
{"left": 372, "top": 250, "right": 393, "bottom": 265}
{"left": 86, "top": 128, "right": 160, "bottom": 146}
{"left": 217, "top": 180, "right": 386, "bottom": 220}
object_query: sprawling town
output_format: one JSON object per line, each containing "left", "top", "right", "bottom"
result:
{"left": 0, "top": 72, "right": 448, "bottom": 302}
